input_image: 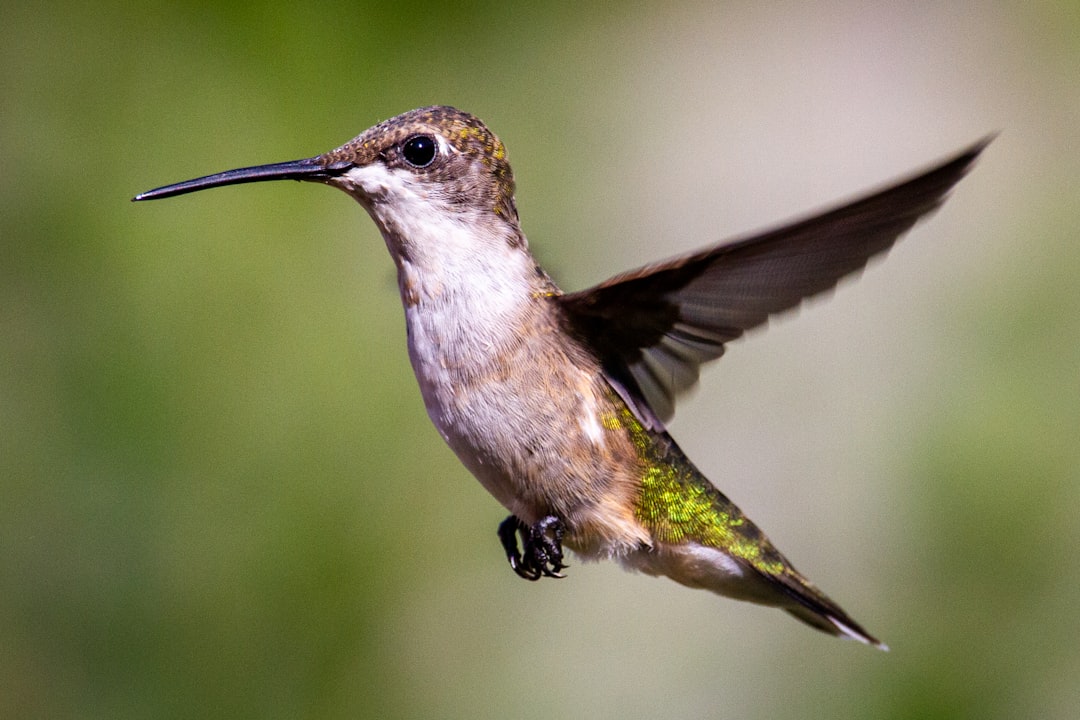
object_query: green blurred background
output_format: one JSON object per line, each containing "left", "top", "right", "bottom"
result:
{"left": 3, "top": 1, "right": 1078, "bottom": 718}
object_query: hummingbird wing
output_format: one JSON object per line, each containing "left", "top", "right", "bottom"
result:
{"left": 560, "top": 138, "right": 990, "bottom": 429}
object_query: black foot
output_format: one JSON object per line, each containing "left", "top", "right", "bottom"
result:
{"left": 497, "top": 514, "right": 567, "bottom": 581}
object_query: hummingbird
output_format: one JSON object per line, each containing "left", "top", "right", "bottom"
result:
{"left": 135, "top": 106, "right": 988, "bottom": 649}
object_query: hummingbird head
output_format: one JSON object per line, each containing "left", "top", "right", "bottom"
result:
{"left": 134, "top": 106, "right": 521, "bottom": 239}
{"left": 318, "top": 106, "right": 519, "bottom": 227}
{"left": 134, "top": 106, "right": 543, "bottom": 305}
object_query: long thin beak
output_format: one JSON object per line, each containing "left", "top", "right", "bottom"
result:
{"left": 132, "top": 157, "right": 354, "bottom": 201}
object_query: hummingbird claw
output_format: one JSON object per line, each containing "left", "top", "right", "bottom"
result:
{"left": 497, "top": 516, "right": 529, "bottom": 577}
{"left": 497, "top": 514, "right": 568, "bottom": 581}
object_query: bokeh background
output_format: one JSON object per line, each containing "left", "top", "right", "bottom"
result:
{"left": 3, "top": 2, "right": 1078, "bottom": 718}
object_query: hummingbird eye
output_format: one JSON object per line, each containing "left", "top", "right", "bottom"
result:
{"left": 401, "top": 135, "right": 438, "bottom": 168}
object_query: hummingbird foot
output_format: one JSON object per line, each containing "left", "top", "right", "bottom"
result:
{"left": 497, "top": 515, "right": 567, "bottom": 581}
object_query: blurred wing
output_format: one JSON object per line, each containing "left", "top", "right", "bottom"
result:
{"left": 560, "top": 138, "right": 990, "bottom": 429}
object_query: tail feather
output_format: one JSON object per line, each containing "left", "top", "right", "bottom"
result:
{"left": 784, "top": 598, "right": 888, "bottom": 650}
{"left": 622, "top": 541, "right": 887, "bottom": 649}
{"left": 764, "top": 561, "right": 887, "bottom": 649}
{"left": 621, "top": 417, "right": 889, "bottom": 648}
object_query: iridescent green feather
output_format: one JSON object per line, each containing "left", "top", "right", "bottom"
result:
{"left": 603, "top": 402, "right": 791, "bottom": 577}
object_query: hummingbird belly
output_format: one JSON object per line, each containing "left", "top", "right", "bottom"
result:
{"left": 402, "top": 291, "right": 652, "bottom": 558}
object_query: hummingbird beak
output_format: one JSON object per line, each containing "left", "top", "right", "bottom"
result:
{"left": 132, "top": 157, "right": 354, "bottom": 201}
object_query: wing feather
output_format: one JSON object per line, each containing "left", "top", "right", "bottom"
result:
{"left": 560, "top": 138, "right": 990, "bottom": 429}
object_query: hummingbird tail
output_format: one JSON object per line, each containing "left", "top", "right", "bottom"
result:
{"left": 622, "top": 542, "right": 888, "bottom": 649}
{"left": 764, "top": 556, "right": 888, "bottom": 650}
{"left": 783, "top": 601, "right": 888, "bottom": 651}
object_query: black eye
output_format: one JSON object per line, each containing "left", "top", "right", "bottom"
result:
{"left": 402, "top": 135, "right": 437, "bottom": 168}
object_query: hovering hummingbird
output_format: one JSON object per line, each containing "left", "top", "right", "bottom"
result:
{"left": 135, "top": 106, "right": 988, "bottom": 648}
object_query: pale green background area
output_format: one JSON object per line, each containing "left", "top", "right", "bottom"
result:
{"left": 3, "top": 1, "right": 1078, "bottom": 718}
